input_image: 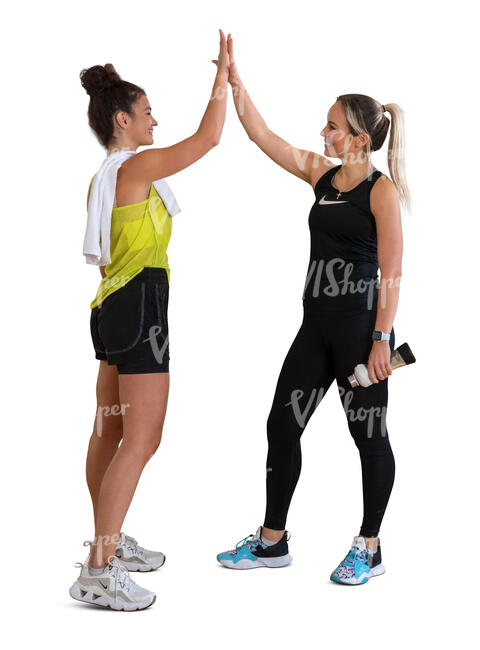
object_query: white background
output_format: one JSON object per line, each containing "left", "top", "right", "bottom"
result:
{"left": 2, "top": 0, "right": 478, "bottom": 647}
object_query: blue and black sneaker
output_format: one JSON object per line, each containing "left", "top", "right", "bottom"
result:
{"left": 330, "top": 535, "right": 385, "bottom": 585}
{"left": 217, "top": 526, "right": 293, "bottom": 569}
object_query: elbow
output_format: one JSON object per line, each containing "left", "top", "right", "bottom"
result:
{"left": 197, "top": 128, "right": 220, "bottom": 150}
{"left": 248, "top": 126, "right": 268, "bottom": 145}
{"left": 205, "top": 131, "right": 220, "bottom": 148}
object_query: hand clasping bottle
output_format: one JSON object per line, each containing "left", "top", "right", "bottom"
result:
{"left": 347, "top": 342, "right": 416, "bottom": 388}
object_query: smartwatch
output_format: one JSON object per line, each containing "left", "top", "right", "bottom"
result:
{"left": 372, "top": 330, "right": 391, "bottom": 341}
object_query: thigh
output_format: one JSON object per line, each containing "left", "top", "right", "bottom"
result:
{"left": 98, "top": 276, "right": 170, "bottom": 374}
{"left": 93, "top": 360, "right": 123, "bottom": 441}
{"left": 268, "top": 313, "right": 336, "bottom": 432}
{"left": 118, "top": 373, "right": 170, "bottom": 449}
{"left": 328, "top": 309, "right": 394, "bottom": 379}
{"left": 328, "top": 310, "right": 395, "bottom": 440}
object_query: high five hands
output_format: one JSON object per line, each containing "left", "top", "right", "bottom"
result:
{"left": 211, "top": 31, "right": 240, "bottom": 86}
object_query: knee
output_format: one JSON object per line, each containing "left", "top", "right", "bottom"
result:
{"left": 267, "top": 410, "right": 301, "bottom": 449}
{"left": 353, "top": 433, "right": 394, "bottom": 459}
{"left": 144, "top": 436, "right": 162, "bottom": 461}
{"left": 122, "top": 432, "right": 163, "bottom": 464}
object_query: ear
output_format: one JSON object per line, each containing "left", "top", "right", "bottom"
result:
{"left": 114, "top": 110, "right": 129, "bottom": 130}
{"left": 357, "top": 132, "right": 370, "bottom": 148}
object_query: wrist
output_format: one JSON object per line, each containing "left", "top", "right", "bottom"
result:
{"left": 216, "top": 69, "right": 229, "bottom": 82}
{"left": 372, "top": 329, "right": 391, "bottom": 342}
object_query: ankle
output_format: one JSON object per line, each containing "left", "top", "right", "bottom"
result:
{"left": 88, "top": 547, "right": 112, "bottom": 569}
{"left": 363, "top": 536, "right": 378, "bottom": 551}
{"left": 88, "top": 534, "right": 120, "bottom": 567}
{"left": 261, "top": 526, "right": 284, "bottom": 543}
{"left": 88, "top": 556, "right": 108, "bottom": 570}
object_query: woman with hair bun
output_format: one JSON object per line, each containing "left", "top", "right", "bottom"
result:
{"left": 70, "top": 29, "right": 229, "bottom": 611}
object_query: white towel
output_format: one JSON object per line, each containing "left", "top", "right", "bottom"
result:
{"left": 83, "top": 149, "right": 181, "bottom": 266}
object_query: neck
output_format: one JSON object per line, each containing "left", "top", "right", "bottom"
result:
{"left": 337, "top": 158, "right": 374, "bottom": 182}
{"left": 107, "top": 145, "right": 137, "bottom": 156}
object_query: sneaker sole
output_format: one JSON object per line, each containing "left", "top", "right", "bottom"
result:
{"left": 330, "top": 563, "right": 386, "bottom": 585}
{"left": 69, "top": 581, "right": 156, "bottom": 611}
{"left": 217, "top": 554, "right": 293, "bottom": 570}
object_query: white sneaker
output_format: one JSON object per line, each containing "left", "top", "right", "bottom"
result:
{"left": 83, "top": 533, "right": 166, "bottom": 572}
{"left": 69, "top": 554, "right": 156, "bottom": 611}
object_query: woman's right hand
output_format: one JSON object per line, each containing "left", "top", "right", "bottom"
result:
{"left": 211, "top": 29, "right": 229, "bottom": 75}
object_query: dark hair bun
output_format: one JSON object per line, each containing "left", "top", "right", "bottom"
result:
{"left": 80, "top": 63, "right": 122, "bottom": 97}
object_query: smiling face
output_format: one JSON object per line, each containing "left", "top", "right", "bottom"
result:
{"left": 320, "top": 101, "right": 369, "bottom": 161}
{"left": 111, "top": 93, "right": 158, "bottom": 149}
{"left": 130, "top": 94, "right": 158, "bottom": 145}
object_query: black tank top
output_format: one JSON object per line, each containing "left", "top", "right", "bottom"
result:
{"left": 303, "top": 164, "right": 384, "bottom": 311}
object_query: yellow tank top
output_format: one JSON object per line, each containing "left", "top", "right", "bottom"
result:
{"left": 89, "top": 175, "right": 172, "bottom": 309}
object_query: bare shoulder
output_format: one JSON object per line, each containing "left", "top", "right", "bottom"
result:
{"left": 370, "top": 173, "right": 401, "bottom": 218}
{"left": 309, "top": 157, "right": 337, "bottom": 191}
{"left": 112, "top": 158, "right": 151, "bottom": 207}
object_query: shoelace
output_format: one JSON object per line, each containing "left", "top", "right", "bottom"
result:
{"left": 230, "top": 533, "right": 264, "bottom": 556}
{"left": 336, "top": 546, "right": 368, "bottom": 576}
{"left": 73, "top": 555, "right": 132, "bottom": 594}
{"left": 341, "top": 548, "right": 358, "bottom": 567}
{"left": 106, "top": 555, "right": 132, "bottom": 593}
{"left": 120, "top": 532, "right": 145, "bottom": 558}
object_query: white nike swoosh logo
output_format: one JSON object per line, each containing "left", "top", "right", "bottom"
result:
{"left": 318, "top": 194, "right": 349, "bottom": 205}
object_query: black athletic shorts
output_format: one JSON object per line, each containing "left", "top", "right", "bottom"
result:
{"left": 90, "top": 266, "right": 170, "bottom": 374}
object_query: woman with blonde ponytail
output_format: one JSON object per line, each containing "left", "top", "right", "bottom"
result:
{"left": 216, "top": 34, "right": 409, "bottom": 585}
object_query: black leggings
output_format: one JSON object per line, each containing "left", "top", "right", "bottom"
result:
{"left": 263, "top": 303, "right": 396, "bottom": 538}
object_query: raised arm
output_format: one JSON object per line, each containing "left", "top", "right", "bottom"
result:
{"left": 125, "top": 29, "right": 229, "bottom": 184}
{"left": 226, "top": 33, "right": 331, "bottom": 187}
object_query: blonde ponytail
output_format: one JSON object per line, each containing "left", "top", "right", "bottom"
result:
{"left": 384, "top": 103, "right": 412, "bottom": 214}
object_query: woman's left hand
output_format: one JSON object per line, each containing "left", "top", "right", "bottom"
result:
{"left": 367, "top": 341, "right": 392, "bottom": 384}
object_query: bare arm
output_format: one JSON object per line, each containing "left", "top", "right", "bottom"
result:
{"left": 371, "top": 176, "right": 403, "bottom": 332}
{"left": 367, "top": 176, "right": 403, "bottom": 383}
{"left": 226, "top": 33, "right": 330, "bottom": 185}
{"left": 126, "top": 30, "right": 229, "bottom": 184}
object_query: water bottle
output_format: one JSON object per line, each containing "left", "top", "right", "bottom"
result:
{"left": 347, "top": 342, "right": 416, "bottom": 388}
